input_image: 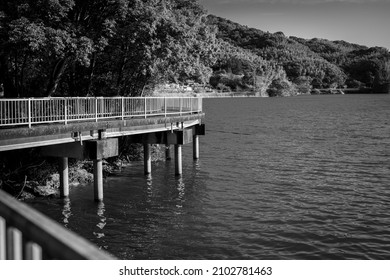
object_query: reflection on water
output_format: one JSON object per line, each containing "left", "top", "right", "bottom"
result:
{"left": 61, "top": 198, "right": 71, "bottom": 226}
{"left": 94, "top": 202, "right": 106, "bottom": 239}
{"left": 145, "top": 175, "right": 153, "bottom": 204}
{"left": 28, "top": 95, "right": 390, "bottom": 260}
{"left": 175, "top": 177, "right": 185, "bottom": 210}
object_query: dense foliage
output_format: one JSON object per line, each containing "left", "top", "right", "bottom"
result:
{"left": 0, "top": 1, "right": 389, "bottom": 98}
{"left": 0, "top": 0, "right": 218, "bottom": 97}
{"left": 208, "top": 15, "right": 390, "bottom": 94}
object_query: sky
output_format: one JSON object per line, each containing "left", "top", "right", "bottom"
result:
{"left": 198, "top": 0, "right": 390, "bottom": 50}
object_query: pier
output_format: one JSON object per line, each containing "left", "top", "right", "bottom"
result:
{"left": 0, "top": 96, "right": 205, "bottom": 259}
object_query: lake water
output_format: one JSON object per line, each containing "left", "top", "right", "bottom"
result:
{"left": 29, "top": 94, "right": 390, "bottom": 260}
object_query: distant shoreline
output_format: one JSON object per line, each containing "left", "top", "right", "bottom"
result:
{"left": 151, "top": 86, "right": 389, "bottom": 98}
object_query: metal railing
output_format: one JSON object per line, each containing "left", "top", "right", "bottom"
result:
{"left": 0, "top": 97, "right": 203, "bottom": 128}
{"left": 0, "top": 189, "right": 115, "bottom": 260}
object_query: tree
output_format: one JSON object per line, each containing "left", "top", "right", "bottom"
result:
{"left": 267, "top": 77, "right": 297, "bottom": 97}
{"left": 373, "top": 59, "right": 390, "bottom": 93}
{"left": 294, "top": 76, "right": 312, "bottom": 94}
{"left": 94, "top": 0, "right": 218, "bottom": 96}
{"left": 0, "top": 0, "right": 126, "bottom": 97}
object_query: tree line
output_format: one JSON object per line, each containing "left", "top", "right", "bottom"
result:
{"left": 1, "top": 0, "right": 389, "bottom": 98}
{"left": 0, "top": 0, "right": 219, "bottom": 97}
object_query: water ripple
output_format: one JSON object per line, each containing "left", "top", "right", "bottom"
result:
{"left": 28, "top": 95, "right": 390, "bottom": 260}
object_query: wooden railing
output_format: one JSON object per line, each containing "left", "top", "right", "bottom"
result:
{"left": 0, "top": 96, "right": 203, "bottom": 128}
{"left": 0, "top": 189, "right": 115, "bottom": 260}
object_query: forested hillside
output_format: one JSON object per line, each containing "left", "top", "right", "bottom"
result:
{"left": 1, "top": 0, "right": 389, "bottom": 98}
{"left": 208, "top": 15, "right": 390, "bottom": 95}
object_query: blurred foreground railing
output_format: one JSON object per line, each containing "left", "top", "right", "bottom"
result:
{"left": 0, "top": 189, "right": 115, "bottom": 260}
{"left": 0, "top": 96, "right": 203, "bottom": 128}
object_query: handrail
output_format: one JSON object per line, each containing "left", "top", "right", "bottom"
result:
{"left": 0, "top": 189, "right": 115, "bottom": 260}
{"left": 0, "top": 96, "right": 203, "bottom": 128}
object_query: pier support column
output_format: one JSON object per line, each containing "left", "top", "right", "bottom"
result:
{"left": 93, "top": 159, "right": 103, "bottom": 202}
{"left": 59, "top": 157, "right": 69, "bottom": 197}
{"left": 193, "top": 135, "right": 199, "bottom": 160}
{"left": 165, "top": 144, "right": 172, "bottom": 161}
{"left": 144, "top": 143, "right": 151, "bottom": 175}
{"left": 175, "top": 144, "right": 182, "bottom": 176}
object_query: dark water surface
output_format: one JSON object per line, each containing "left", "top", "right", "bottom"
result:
{"left": 29, "top": 95, "right": 390, "bottom": 259}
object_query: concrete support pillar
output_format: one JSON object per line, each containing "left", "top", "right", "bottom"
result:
{"left": 93, "top": 159, "right": 103, "bottom": 202}
{"left": 59, "top": 157, "right": 69, "bottom": 197}
{"left": 193, "top": 135, "right": 199, "bottom": 160}
{"left": 144, "top": 143, "right": 151, "bottom": 175}
{"left": 175, "top": 144, "right": 182, "bottom": 176}
{"left": 165, "top": 144, "right": 172, "bottom": 161}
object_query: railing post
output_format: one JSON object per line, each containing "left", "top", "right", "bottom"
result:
{"left": 7, "top": 227, "right": 22, "bottom": 260}
{"left": 28, "top": 98, "right": 32, "bottom": 128}
{"left": 164, "top": 97, "right": 167, "bottom": 117}
{"left": 0, "top": 217, "right": 6, "bottom": 260}
{"left": 144, "top": 97, "right": 147, "bottom": 119}
{"left": 121, "top": 96, "right": 124, "bottom": 120}
{"left": 76, "top": 98, "right": 80, "bottom": 118}
{"left": 0, "top": 189, "right": 115, "bottom": 260}
{"left": 64, "top": 98, "right": 68, "bottom": 125}
{"left": 25, "top": 242, "right": 42, "bottom": 260}
{"left": 100, "top": 97, "right": 104, "bottom": 119}
{"left": 179, "top": 98, "right": 182, "bottom": 116}
{"left": 95, "top": 98, "right": 98, "bottom": 122}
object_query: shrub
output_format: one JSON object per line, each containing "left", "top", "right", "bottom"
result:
{"left": 267, "top": 78, "right": 297, "bottom": 97}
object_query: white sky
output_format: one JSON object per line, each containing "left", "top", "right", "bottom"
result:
{"left": 199, "top": 0, "right": 390, "bottom": 50}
